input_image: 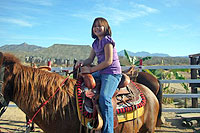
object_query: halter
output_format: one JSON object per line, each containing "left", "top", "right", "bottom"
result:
{"left": 0, "top": 65, "right": 9, "bottom": 117}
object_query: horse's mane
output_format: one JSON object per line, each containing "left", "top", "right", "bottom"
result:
{"left": 3, "top": 53, "right": 77, "bottom": 121}
{"left": 3, "top": 52, "right": 21, "bottom": 65}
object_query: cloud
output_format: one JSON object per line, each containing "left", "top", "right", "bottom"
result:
{"left": 162, "top": 0, "right": 180, "bottom": 7}
{"left": 144, "top": 21, "right": 191, "bottom": 35}
{"left": 156, "top": 28, "right": 168, "bottom": 32}
{"left": 0, "top": 18, "right": 32, "bottom": 27}
{"left": 0, "top": 34, "right": 74, "bottom": 42}
{"left": 171, "top": 24, "right": 190, "bottom": 30}
{"left": 156, "top": 24, "right": 190, "bottom": 32}
{"left": 16, "top": 0, "right": 53, "bottom": 6}
{"left": 72, "top": 2, "right": 159, "bottom": 25}
{"left": 155, "top": 24, "right": 190, "bottom": 33}
{"left": 132, "top": 3, "right": 159, "bottom": 13}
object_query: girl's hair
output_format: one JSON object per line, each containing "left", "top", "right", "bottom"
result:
{"left": 91, "top": 17, "right": 112, "bottom": 39}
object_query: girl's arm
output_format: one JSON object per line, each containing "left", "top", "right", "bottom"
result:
{"left": 76, "top": 49, "right": 95, "bottom": 68}
{"left": 83, "top": 49, "right": 96, "bottom": 66}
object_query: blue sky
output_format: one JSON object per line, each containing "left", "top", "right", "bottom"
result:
{"left": 0, "top": 0, "right": 200, "bottom": 56}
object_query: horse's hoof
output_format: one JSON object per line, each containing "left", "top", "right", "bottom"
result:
{"left": 156, "top": 116, "right": 165, "bottom": 127}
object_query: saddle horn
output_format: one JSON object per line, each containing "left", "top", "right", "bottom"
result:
{"left": 81, "top": 74, "right": 96, "bottom": 89}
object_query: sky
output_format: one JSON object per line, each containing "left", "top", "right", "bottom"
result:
{"left": 0, "top": 0, "right": 200, "bottom": 57}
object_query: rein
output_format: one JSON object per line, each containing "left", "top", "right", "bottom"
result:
{"left": 26, "top": 75, "right": 70, "bottom": 126}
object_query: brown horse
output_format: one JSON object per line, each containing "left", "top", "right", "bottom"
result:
{"left": 123, "top": 67, "right": 163, "bottom": 126}
{"left": 0, "top": 52, "right": 159, "bottom": 133}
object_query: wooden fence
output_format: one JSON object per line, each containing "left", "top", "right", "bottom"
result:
{"left": 51, "top": 65, "right": 200, "bottom": 113}
{"left": 134, "top": 65, "right": 200, "bottom": 113}
{"left": 7, "top": 63, "right": 200, "bottom": 114}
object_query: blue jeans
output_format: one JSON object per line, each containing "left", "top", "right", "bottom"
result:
{"left": 92, "top": 72, "right": 122, "bottom": 133}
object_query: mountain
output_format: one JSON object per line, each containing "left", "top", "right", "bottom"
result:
{"left": 118, "top": 50, "right": 170, "bottom": 57}
{"left": 0, "top": 43, "right": 170, "bottom": 59}
{"left": 0, "top": 43, "right": 92, "bottom": 61}
{"left": 0, "top": 43, "right": 189, "bottom": 65}
{"left": 37, "top": 44, "right": 92, "bottom": 59}
{"left": 0, "top": 43, "right": 171, "bottom": 58}
{"left": 0, "top": 42, "right": 44, "bottom": 52}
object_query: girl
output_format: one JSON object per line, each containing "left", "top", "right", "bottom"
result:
{"left": 76, "top": 17, "right": 122, "bottom": 133}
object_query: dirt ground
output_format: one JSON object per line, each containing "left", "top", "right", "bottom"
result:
{"left": 0, "top": 103, "right": 199, "bottom": 133}
{"left": 0, "top": 105, "right": 42, "bottom": 132}
{"left": 0, "top": 77, "right": 200, "bottom": 132}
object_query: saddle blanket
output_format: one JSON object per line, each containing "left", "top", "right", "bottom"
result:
{"left": 75, "top": 79, "right": 146, "bottom": 125}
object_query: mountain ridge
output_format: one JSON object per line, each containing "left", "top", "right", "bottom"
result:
{"left": 118, "top": 50, "right": 170, "bottom": 57}
{"left": 0, "top": 43, "right": 189, "bottom": 65}
{"left": 0, "top": 43, "right": 92, "bottom": 61}
{"left": 0, "top": 42, "right": 44, "bottom": 52}
{"left": 0, "top": 43, "right": 171, "bottom": 57}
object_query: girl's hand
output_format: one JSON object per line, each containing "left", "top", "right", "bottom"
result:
{"left": 85, "top": 89, "right": 95, "bottom": 99}
{"left": 81, "top": 66, "right": 92, "bottom": 74}
{"left": 75, "top": 60, "right": 84, "bottom": 69}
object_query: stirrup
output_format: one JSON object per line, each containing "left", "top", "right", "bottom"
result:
{"left": 87, "top": 121, "right": 94, "bottom": 130}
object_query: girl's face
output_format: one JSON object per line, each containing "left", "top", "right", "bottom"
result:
{"left": 93, "top": 21, "right": 105, "bottom": 39}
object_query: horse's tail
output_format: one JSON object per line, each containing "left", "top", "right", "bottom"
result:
{"left": 156, "top": 80, "right": 163, "bottom": 127}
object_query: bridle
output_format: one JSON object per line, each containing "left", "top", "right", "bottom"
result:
{"left": 0, "top": 65, "right": 9, "bottom": 117}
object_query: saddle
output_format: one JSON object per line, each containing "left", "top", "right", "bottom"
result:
{"left": 38, "top": 66, "right": 51, "bottom": 71}
{"left": 75, "top": 73, "right": 146, "bottom": 130}
{"left": 122, "top": 65, "right": 139, "bottom": 81}
{"left": 32, "top": 63, "right": 52, "bottom": 71}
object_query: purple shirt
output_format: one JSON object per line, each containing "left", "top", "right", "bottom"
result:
{"left": 92, "top": 35, "right": 121, "bottom": 74}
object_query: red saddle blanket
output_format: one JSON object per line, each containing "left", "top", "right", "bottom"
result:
{"left": 75, "top": 79, "right": 146, "bottom": 119}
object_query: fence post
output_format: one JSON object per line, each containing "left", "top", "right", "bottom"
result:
{"left": 48, "top": 60, "right": 51, "bottom": 68}
{"left": 73, "top": 59, "right": 78, "bottom": 79}
{"left": 190, "top": 56, "right": 198, "bottom": 108}
{"left": 139, "top": 59, "right": 143, "bottom": 72}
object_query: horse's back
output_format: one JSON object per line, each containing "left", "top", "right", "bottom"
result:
{"left": 115, "top": 83, "right": 159, "bottom": 133}
{"left": 137, "top": 72, "right": 159, "bottom": 94}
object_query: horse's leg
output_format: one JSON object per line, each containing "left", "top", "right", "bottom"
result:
{"left": 31, "top": 122, "right": 35, "bottom": 131}
{"left": 114, "top": 117, "right": 143, "bottom": 133}
{"left": 137, "top": 72, "right": 163, "bottom": 127}
{"left": 115, "top": 122, "right": 131, "bottom": 133}
{"left": 155, "top": 81, "right": 163, "bottom": 126}
{"left": 137, "top": 84, "right": 159, "bottom": 133}
{"left": 26, "top": 115, "right": 35, "bottom": 131}
{"left": 134, "top": 118, "right": 144, "bottom": 133}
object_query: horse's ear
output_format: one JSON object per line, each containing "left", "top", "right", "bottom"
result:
{"left": 0, "top": 52, "right": 3, "bottom": 67}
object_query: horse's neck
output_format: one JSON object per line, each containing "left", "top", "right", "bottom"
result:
{"left": 12, "top": 70, "right": 78, "bottom": 121}
{"left": 11, "top": 68, "right": 59, "bottom": 117}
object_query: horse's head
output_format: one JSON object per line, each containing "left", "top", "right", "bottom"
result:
{"left": 0, "top": 52, "right": 8, "bottom": 116}
{"left": 0, "top": 52, "right": 20, "bottom": 117}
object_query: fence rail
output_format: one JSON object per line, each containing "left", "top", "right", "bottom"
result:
{"left": 51, "top": 65, "right": 200, "bottom": 113}
{"left": 163, "top": 108, "right": 200, "bottom": 113}
{"left": 51, "top": 65, "right": 200, "bottom": 72}
{"left": 134, "top": 65, "right": 200, "bottom": 70}
{"left": 135, "top": 65, "right": 200, "bottom": 113}
{"left": 163, "top": 94, "right": 200, "bottom": 98}
{"left": 160, "top": 79, "right": 200, "bottom": 83}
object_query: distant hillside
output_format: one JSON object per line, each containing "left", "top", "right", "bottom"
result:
{"left": 0, "top": 42, "right": 44, "bottom": 52}
{"left": 37, "top": 44, "right": 92, "bottom": 59}
{"left": 118, "top": 50, "right": 170, "bottom": 57}
{"left": 0, "top": 43, "right": 189, "bottom": 65}
{"left": 0, "top": 43, "right": 92, "bottom": 62}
